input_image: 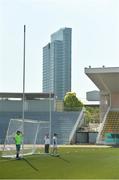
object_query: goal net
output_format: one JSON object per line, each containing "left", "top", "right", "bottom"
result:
{"left": 2, "top": 118, "right": 49, "bottom": 158}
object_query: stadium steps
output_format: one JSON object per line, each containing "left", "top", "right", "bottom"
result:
{"left": 0, "top": 111, "right": 81, "bottom": 145}
{"left": 101, "top": 111, "right": 119, "bottom": 140}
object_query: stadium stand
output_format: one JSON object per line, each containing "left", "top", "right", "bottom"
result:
{"left": 0, "top": 111, "right": 81, "bottom": 145}
{"left": 85, "top": 67, "right": 119, "bottom": 145}
{"left": 102, "top": 111, "right": 119, "bottom": 135}
{"left": 100, "top": 111, "right": 119, "bottom": 143}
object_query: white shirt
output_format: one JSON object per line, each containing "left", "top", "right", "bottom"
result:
{"left": 44, "top": 136, "right": 50, "bottom": 145}
{"left": 53, "top": 136, "right": 57, "bottom": 147}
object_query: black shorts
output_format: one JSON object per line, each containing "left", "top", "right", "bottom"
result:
{"left": 16, "top": 144, "right": 21, "bottom": 151}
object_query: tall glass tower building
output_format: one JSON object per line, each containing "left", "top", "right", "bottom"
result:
{"left": 43, "top": 27, "right": 72, "bottom": 100}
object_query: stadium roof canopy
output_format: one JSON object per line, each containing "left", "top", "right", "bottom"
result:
{"left": 85, "top": 67, "right": 119, "bottom": 93}
{"left": 0, "top": 92, "right": 54, "bottom": 100}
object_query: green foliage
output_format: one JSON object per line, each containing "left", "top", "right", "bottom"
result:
{"left": 84, "top": 106, "right": 100, "bottom": 124}
{"left": 64, "top": 92, "right": 83, "bottom": 111}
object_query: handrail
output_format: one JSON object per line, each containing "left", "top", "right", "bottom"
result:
{"left": 96, "top": 106, "right": 110, "bottom": 144}
{"left": 69, "top": 107, "right": 85, "bottom": 144}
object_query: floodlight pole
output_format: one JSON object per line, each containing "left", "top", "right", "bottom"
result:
{"left": 22, "top": 25, "right": 26, "bottom": 155}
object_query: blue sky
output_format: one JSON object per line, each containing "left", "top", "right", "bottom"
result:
{"left": 0, "top": 0, "right": 119, "bottom": 102}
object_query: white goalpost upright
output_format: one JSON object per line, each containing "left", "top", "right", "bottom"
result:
{"left": 2, "top": 119, "right": 49, "bottom": 158}
{"left": 22, "top": 24, "right": 26, "bottom": 157}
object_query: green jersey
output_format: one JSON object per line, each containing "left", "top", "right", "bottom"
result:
{"left": 15, "top": 134, "right": 23, "bottom": 145}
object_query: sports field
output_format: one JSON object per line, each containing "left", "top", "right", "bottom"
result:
{"left": 0, "top": 146, "right": 119, "bottom": 179}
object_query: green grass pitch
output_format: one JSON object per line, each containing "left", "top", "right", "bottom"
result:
{"left": 0, "top": 147, "right": 119, "bottom": 179}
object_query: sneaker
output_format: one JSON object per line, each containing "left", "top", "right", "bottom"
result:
{"left": 16, "top": 157, "right": 21, "bottom": 160}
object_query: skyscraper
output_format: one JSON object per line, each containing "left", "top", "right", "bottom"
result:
{"left": 43, "top": 27, "right": 72, "bottom": 100}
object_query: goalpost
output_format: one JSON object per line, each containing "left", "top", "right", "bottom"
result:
{"left": 1, "top": 26, "right": 52, "bottom": 159}
{"left": 2, "top": 118, "right": 49, "bottom": 158}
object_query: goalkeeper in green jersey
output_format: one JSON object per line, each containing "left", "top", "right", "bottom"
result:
{"left": 14, "top": 131, "right": 23, "bottom": 159}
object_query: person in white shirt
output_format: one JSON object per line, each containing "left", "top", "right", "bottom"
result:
{"left": 52, "top": 133, "right": 58, "bottom": 155}
{"left": 44, "top": 134, "right": 50, "bottom": 153}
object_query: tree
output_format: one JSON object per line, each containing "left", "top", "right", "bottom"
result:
{"left": 84, "top": 106, "right": 100, "bottom": 124}
{"left": 64, "top": 92, "right": 83, "bottom": 111}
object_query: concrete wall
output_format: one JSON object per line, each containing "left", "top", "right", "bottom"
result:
{"left": 0, "top": 99, "right": 54, "bottom": 112}
{"left": 76, "top": 132, "right": 98, "bottom": 144}
{"left": 111, "top": 93, "right": 119, "bottom": 109}
{"left": 86, "top": 90, "right": 100, "bottom": 101}
{"left": 0, "top": 100, "right": 22, "bottom": 112}
{"left": 55, "top": 100, "right": 64, "bottom": 112}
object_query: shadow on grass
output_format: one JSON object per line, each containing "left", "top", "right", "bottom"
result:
{"left": 58, "top": 156, "right": 70, "bottom": 163}
{"left": 23, "top": 158, "right": 40, "bottom": 173}
{"left": 111, "top": 145, "right": 119, "bottom": 148}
